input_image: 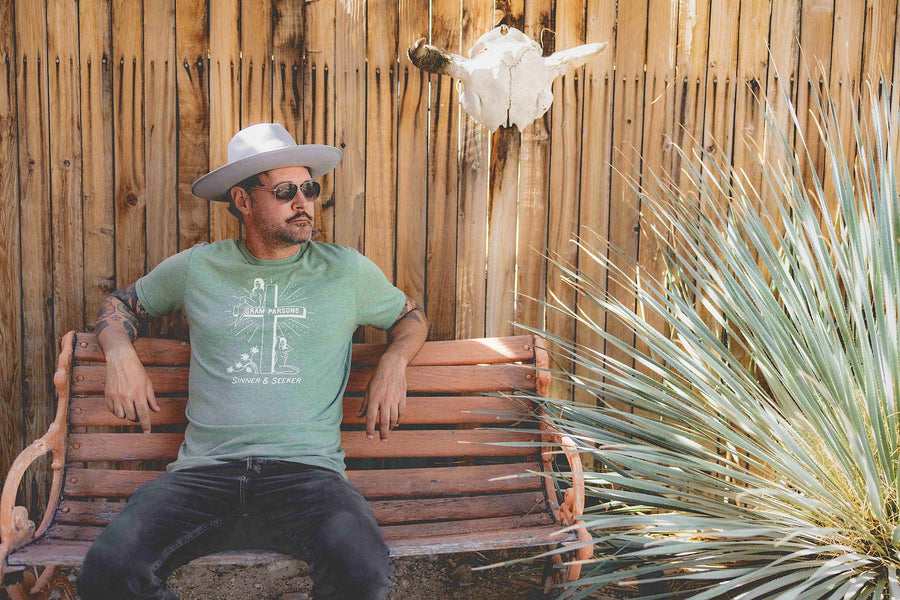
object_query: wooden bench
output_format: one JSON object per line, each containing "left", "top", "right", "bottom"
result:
{"left": 1, "top": 331, "right": 590, "bottom": 599}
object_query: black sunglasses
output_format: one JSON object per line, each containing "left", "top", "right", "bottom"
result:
{"left": 252, "top": 180, "right": 321, "bottom": 201}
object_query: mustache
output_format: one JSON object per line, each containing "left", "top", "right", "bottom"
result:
{"left": 287, "top": 212, "right": 313, "bottom": 222}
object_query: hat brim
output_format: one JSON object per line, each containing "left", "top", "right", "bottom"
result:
{"left": 191, "top": 145, "right": 343, "bottom": 203}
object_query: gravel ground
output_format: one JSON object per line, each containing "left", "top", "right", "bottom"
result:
{"left": 43, "top": 549, "right": 632, "bottom": 599}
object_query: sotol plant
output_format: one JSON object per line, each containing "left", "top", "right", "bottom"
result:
{"left": 521, "top": 81, "right": 900, "bottom": 599}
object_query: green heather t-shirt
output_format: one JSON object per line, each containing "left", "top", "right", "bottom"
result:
{"left": 135, "top": 240, "right": 406, "bottom": 476}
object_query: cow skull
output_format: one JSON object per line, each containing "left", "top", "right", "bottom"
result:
{"left": 409, "top": 25, "right": 607, "bottom": 131}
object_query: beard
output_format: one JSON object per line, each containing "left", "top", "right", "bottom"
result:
{"left": 251, "top": 214, "right": 313, "bottom": 246}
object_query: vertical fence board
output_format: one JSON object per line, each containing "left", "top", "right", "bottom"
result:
{"left": 603, "top": 0, "right": 647, "bottom": 401}
{"left": 862, "top": 0, "right": 897, "bottom": 91}
{"left": 547, "top": 0, "right": 587, "bottom": 402}
{"left": 241, "top": 0, "right": 273, "bottom": 126}
{"left": 334, "top": 0, "right": 366, "bottom": 252}
{"left": 514, "top": 0, "right": 553, "bottom": 334}
{"left": 796, "top": 0, "right": 834, "bottom": 210}
{"left": 364, "top": 0, "right": 399, "bottom": 343}
{"left": 48, "top": 0, "right": 84, "bottom": 338}
{"left": 209, "top": 0, "right": 241, "bottom": 242}
{"left": 426, "top": 0, "right": 460, "bottom": 341}
{"left": 672, "top": 0, "right": 710, "bottom": 191}
{"left": 763, "top": 0, "right": 800, "bottom": 232}
{"left": 485, "top": 2, "right": 523, "bottom": 338}
{"left": 175, "top": 0, "right": 210, "bottom": 252}
{"left": 396, "top": 2, "right": 428, "bottom": 313}
{"left": 572, "top": 1, "right": 615, "bottom": 414}
{"left": 703, "top": 0, "right": 740, "bottom": 173}
{"left": 631, "top": 0, "right": 677, "bottom": 410}
{"left": 144, "top": 0, "right": 178, "bottom": 337}
{"left": 273, "top": 0, "right": 305, "bottom": 141}
{"left": 297, "top": 0, "right": 335, "bottom": 242}
{"left": 0, "top": 0, "right": 23, "bottom": 486}
{"left": 15, "top": 0, "right": 54, "bottom": 516}
{"left": 113, "top": 0, "right": 147, "bottom": 287}
{"left": 80, "top": 0, "right": 115, "bottom": 328}
{"left": 456, "top": 0, "right": 492, "bottom": 339}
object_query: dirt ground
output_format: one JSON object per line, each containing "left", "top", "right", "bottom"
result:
{"left": 48, "top": 548, "right": 630, "bottom": 599}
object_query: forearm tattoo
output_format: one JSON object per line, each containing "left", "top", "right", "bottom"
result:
{"left": 389, "top": 296, "right": 426, "bottom": 335}
{"left": 95, "top": 283, "right": 152, "bottom": 341}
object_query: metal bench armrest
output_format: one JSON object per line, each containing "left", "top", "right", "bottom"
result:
{"left": 0, "top": 332, "right": 74, "bottom": 575}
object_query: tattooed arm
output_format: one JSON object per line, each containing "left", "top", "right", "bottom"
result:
{"left": 95, "top": 284, "right": 160, "bottom": 432}
{"left": 357, "top": 296, "right": 428, "bottom": 441}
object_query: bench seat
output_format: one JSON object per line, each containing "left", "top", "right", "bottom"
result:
{"left": 1, "top": 332, "right": 590, "bottom": 598}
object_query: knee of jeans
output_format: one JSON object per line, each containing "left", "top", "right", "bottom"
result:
{"left": 78, "top": 533, "right": 156, "bottom": 598}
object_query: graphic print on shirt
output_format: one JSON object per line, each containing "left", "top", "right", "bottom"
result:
{"left": 227, "top": 277, "right": 309, "bottom": 383}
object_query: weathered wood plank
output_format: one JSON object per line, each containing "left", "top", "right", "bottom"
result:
{"left": 73, "top": 333, "right": 537, "bottom": 365}
{"left": 273, "top": 0, "right": 305, "bottom": 143}
{"left": 456, "top": 0, "right": 493, "bottom": 339}
{"left": 0, "top": 0, "right": 22, "bottom": 486}
{"left": 364, "top": 0, "right": 399, "bottom": 344}
{"left": 333, "top": 0, "right": 366, "bottom": 252}
{"left": 571, "top": 0, "right": 614, "bottom": 418}
{"left": 546, "top": 0, "right": 587, "bottom": 403}
{"left": 70, "top": 362, "right": 536, "bottom": 395}
{"left": 64, "top": 462, "right": 542, "bottom": 498}
{"left": 79, "top": 0, "right": 116, "bottom": 328}
{"left": 175, "top": 0, "right": 210, "bottom": 251}
{"left": 209, "top": 0, "right": 241, "bottom": 242}
{"left": 291, "top": 0, "right": 334, "bottom": 242}
{"left": 425, "top": 0, "right": 461, "bottom": 341}
{"left": 144, "top": 0, "right": 179, "bottom": 338}
{"left": 56, "top": 490, "right": 545, "bottom": 525}
{"left": 486, "top": 127, "right": 520, "bottom": 338}
{"left": 241, "top": 0, "right": 273, "bottom": 126}
{"left": 112, "top": 0, "right": 146, "bottom": 288}
{"left": 69, "top": 394, "right": 532, "bottom": 427}
{"left": 9, "top": 523, "right": 572, "bottom": 565}
{"left": 15, "top": 0, "right": 55, "bottom": 517}
{"left": 762, "top": 0, "right": 800, "bottom": 239}
{"left": 66, "top": 430, "right": 538, "bottom": 462}
{"left": 396, "top": 1, "right": 428, "bottom": 326}
{"left": 629, "top": 0, "right": 677, "bottom": 417}
{"left": 795, "top": 0, "right": 834, "bottom": 218}
{"left": 48, "top": 0, "right": 84, "bottom": 338}
{"left": 514, "top": 0, "right": 553, "bottom": 334}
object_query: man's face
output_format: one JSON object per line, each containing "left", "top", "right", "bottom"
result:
{"left": 244, "top": 166, "right": 315, "bottom": 245}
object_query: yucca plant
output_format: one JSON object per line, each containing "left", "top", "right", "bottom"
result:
{"left": 515, "top": 80, "right": 900, "bottom": 599}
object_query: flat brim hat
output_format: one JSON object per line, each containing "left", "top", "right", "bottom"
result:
{"left": 191, "top": 122, "right": 342, "bottom": 203}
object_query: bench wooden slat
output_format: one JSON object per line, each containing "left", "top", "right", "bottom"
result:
{"left": 64, "top": 462, "right": 543, "bottom": 498}
{"left": 42, "top": 513, "right": 555, "bottom": 546}
{"left": 70, "top": 363, "right": 536, "bottom": 395}
{"left": 9, "top": 523, "right": 572, "bottom": 566}
{"left": 74, "top": 334, "right": 536, "bottom": 367}
{"left": 69, "top": 395, "right": 531, "bottom": 427}
{"left": 67, "top": 430, "right": 540, "bottom": 462}
{"left": 56, "top": 491, "right": 547, "bottom": 527}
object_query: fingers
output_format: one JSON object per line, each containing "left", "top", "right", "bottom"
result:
{"left": 147, "top": 383, "right": 160, "bottom": 413}
{"left": 364, "top": 396, "right": 378, "bottom": 440}
{"left": 135, "top": 397, "right": 152, "bottom": 433}
{"left": 380, "top": 406, "right": 390, "bottom": 441}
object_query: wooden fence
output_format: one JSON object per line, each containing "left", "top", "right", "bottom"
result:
{"left": 1, "top": 0, "right": 898, "bottom": 514}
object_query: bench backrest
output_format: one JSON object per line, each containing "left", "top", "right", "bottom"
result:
{"left": 56, "top": 333, "right": 554, "bottom": 535}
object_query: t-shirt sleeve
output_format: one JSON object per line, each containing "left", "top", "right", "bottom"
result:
{"left": 355, "top": 252, "right": 406, "bottom": 329}
{"left": 134, "top": 247, "right": 194, "bottom": 317}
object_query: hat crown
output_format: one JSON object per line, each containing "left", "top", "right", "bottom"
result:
{"left": 227, "top": 123, "right": 297, "bottom": 164}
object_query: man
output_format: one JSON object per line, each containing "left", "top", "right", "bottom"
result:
{"left": 77, "top": 123, "right": 427, "bottom": 600}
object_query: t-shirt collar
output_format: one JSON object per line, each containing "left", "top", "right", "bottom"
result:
{"left": 236, "top": 239, "right": 310, "bottom": 265}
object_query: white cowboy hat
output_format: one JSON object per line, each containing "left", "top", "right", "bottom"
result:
{"left": 191, "top": 122, "right": 342, "bottom": 203}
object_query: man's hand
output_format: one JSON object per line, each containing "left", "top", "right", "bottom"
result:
{"left": 104, "top": 346, "right": 160, "bottom": 433}
{"left": 357, "top": 295, "right": 427, "bottom": 441}
{"left": 358, "top": 354, "right": 407, "bottom": 441}
{"left": 96, "top": 284, "right": 159, "bottom": 432}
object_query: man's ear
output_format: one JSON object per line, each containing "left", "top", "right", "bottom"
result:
{"left": 231, "top": 186, "right": 252, "bottom": 217}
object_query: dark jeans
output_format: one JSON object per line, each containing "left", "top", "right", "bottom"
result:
{"left": 77, "top": 458, "right": 392, "bottom": 600}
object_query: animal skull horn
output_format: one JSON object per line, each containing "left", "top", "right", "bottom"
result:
{"left": 408, "top": 25, "right": 608, "bottom": 131}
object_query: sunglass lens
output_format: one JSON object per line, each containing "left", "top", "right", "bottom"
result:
{"left": 274, "top": 182, "right": 299, "bottom": 200}
{"left": 300, "top": 181, "right": 321, "bottom": 200}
